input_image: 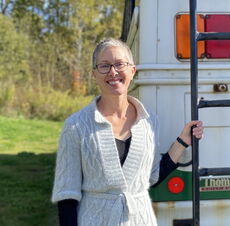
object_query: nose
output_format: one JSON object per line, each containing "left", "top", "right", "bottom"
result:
{"left": 109, "top": 65, "right": 118, "bottom": 76}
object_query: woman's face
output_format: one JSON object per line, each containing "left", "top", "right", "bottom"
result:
{"left": 93, "top": 46, "right": 136, "bottom": 97}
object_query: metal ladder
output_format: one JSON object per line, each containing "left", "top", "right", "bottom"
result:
{"left": 189, "top": 0, "right": 230, "bottom": 225}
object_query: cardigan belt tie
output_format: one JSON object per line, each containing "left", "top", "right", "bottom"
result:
{"left": 85, "top": 190, "right": 148, "bottom": 226}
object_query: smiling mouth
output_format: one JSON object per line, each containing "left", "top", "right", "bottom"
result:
{"left": 107, "top": 79, "right": 123, "bottom": 86}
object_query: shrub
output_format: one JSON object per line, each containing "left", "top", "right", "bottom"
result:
{"left": 0, "top": 83, "right": 15, "bottom": 109}
{"left": 12, "top": 86, "right": 94, "bottom": 121}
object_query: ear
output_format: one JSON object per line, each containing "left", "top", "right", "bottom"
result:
{"left": 131, "top": 65, "right": 136, "bottom": 80}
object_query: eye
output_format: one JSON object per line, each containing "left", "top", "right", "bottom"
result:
{"left": 115, "top": 62, "right": 126, "bottom": 69}
{"left": 98, "top": 64, "right": 110, "bottom": 69}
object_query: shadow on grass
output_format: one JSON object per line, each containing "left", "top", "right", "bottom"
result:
{"left": 0, "top": 152, "right": 58, "bottom": 226}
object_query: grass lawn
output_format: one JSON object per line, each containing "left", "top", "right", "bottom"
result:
{"left": 0, "top": 116, "right": 63, "bottom": 226}
{"left": 0, "top": 116, "right": 62, "bottom": 154}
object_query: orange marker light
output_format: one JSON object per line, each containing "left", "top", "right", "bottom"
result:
{"left": 176, "top": 14, "right": 205, "bottom": 59}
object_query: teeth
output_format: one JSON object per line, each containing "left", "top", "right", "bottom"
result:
{"left": 108, "top": 80, "right": 120, "bottom": 85}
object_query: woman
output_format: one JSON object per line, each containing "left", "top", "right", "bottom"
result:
{"left": 52, "top": 38, "right": 203, "bottom": 226}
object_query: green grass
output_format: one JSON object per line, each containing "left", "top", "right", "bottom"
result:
{"left": 0, "top": 116, "right": 62, "bottom": 154}
{"left": 0, "top": 116, "right": 62, "bottom": 226}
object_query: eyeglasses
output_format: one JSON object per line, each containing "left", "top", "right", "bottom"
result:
{"left": 95, "top": 62, "right": 131, "bottom": 74}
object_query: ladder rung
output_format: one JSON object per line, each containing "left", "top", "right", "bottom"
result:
{"left": 198, "top": 99, "right": 230, "bottom": 108}
{"left": 197, "top": 32, "right": 230, "bottom": 41}
{"left": 199, "top": 167, "right": 230, "bottom": 176}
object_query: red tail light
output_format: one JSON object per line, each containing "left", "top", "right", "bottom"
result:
{"left": 205, "top": 14, "right": 230, "bottom": 58}
{"left": 167, "top": 177, "right": 185, "bottom": 194}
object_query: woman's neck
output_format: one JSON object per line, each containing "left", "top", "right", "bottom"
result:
{"left": 97, "top": 95, "right": 137, "bottom": 140}
{"left": 97, "top": 95, "right": 130, "bottom": 118}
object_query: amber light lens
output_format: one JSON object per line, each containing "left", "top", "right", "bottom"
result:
{"left": 205, "top": 14, "right": 230, "bottom": 58}
{"left": 176, "top": 14, "right": 205, "bottom": 59}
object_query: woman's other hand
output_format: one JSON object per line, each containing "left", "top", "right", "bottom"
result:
{"left": 179, "top": 120, "right": 204, "bottom": 146}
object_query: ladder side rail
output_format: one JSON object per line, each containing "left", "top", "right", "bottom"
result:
{"left": 200, "top": 167, "right": 230, "bottom": 177}
{"left": 197, "top": 32, "right": 230, "bottom": 41}
{"left": 198, "top": 99, "right": 230, "bottom": 108}
{"left": 189, "top": 0, "right": 200, "bottom": 225}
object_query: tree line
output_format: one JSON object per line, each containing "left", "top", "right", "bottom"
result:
{"left": 0, "top": 0, "right": 124, "bottom": 120}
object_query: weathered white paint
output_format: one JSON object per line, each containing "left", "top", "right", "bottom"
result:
{"left": 127, "top": 0, "right": 230, "bottom": 225}
{"left": 153, "top": 200, "right": 230, "bottom": 226}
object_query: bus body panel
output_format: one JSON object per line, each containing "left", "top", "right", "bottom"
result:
{"left": 127, "top": 0, "right": 230, "bottom": 224}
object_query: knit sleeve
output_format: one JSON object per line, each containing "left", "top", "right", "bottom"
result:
{"left": 51, "top": 119, "right": 82, "bottom": 203}
{"left": 149, "top": 113, "right": 161, "bottom": 186}
{"left": 149, "top": 142, "right": 161, "bottom": 186}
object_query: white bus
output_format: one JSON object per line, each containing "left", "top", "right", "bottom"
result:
{"left": 121, "top": 0, "right": 230, "bottom": 225}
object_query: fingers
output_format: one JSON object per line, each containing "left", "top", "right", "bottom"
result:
{"left": 179, "top": 120, "right": 204, "bottom": 145}
{"left": 191, "top": 120, "right": 204, "bottom": 139}
{"left": 187, "top": 120, "right": 202, "bottom": 127}
{"left": 193, "top": 128, "right": 203, "bottom": 139}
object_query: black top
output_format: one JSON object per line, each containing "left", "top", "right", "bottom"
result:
{"left": 57, "top": 137, "right": 178, "bottom": 226}
{"left": 115, "top": 136, "right": 131, "bottom": 166}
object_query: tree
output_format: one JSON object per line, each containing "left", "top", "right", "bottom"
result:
{"left": 0, "top": 0, "right": 14, "bottom": 15}
{"left": 0, "top": 13, "right": 30, "bottom": 82}
{"left": 1, "top": 0, "right": 125, "bottom": 94}
{"left": 0, "top": 13, "right": 30, "bottom": 110}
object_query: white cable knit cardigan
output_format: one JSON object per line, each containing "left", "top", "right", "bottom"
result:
{"left": 52, "top": 96, "right": 161, "bottom": 226}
